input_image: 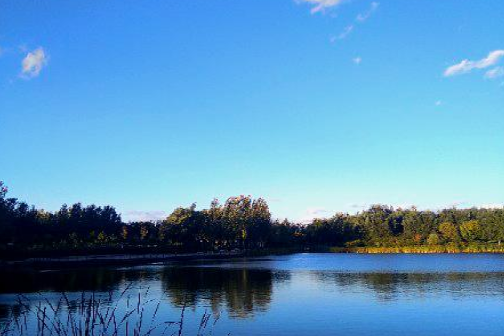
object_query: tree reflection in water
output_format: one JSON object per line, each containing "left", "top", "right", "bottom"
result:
{"left": 0, "top": 267, "right": 155, "bottom": 294}
{"left": 1, "top": 263, "right": 504, "bottom": 325}
{"left": 312, "top": 271, "right": 504, "bottom": 301}
{"left": 160, "top": 267, "right": 289, "bottom": 318}
{"left": 0, "top": 265, "right": 291, "bottom": 322}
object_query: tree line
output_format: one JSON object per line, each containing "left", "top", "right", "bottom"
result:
{"left": 1, "top": 181, "right": 504, "bottom": 255}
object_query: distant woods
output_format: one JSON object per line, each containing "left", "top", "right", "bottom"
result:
{"left": 1, "top": 181, "right": 504, "bottom": 256}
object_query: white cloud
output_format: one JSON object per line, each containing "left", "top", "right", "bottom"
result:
{"left": 444, "top": 49, "right": 504, "bottom": 77}
{"left": 353, "top": 56, "right": 362, "bottom": 64}
{"left": 484, "top": 66, "right": 504, "bottom": 79}
{"left": 124, "top": 210, "right": 168, "bottom": 222}
{"left": 21, "top": 47, "right": 48, "bottom": 79}
{"left": 447, "top": 201, "right": 468, "bottom": 209}
{"left": 298, "top": 207, "right": 332, "bottom": 224}
{"left": 332, "top": 25, "right": 354, "bottom": 41}
{"left": 330, "top": 2, "right": 379, "bottom": 43}
{"left": 307, "top": 207, "right": 330, "bottom": 215}
{"left": 297, "top": 0, "right": 346, "bottom": 14}
{"left": 356, "top": 2, "right": 379, "bottom": 22}
{"left": 349, "top": 203, "right": 368, "bottom": 210}
{"left": 478, "top": 203, "right": 504, "bottom": 209}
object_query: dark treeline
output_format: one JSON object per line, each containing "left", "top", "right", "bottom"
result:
{"left": 1, "top": 181, "right": 504, "bottom": 256}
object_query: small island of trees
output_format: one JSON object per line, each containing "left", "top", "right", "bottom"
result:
{"left": 1, "top": 181, "right": 504, "bottom": 259}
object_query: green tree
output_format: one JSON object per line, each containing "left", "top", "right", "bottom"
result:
{"left": 427, "top": 233, "right": 440, "bottom": 245}
{"left": 438, "top": 222, "right": 459, "bottom": 243}
{"left": 460, "top": 220, "right": 481, "bottom": 242}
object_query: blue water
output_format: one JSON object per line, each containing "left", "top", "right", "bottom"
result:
{"left": 1, "top": 253, "right": 504, "bottom": 335}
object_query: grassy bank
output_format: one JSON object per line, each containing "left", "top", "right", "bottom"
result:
{"left": 328, "top": 244, "right": 504, "bottom": 254}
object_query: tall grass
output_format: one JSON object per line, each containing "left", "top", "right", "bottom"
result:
{"left": 0, "top": 287, "right": 221, "bottom": 336}
{"left": 333, "top": 244, "right": 504, "bottom": 254}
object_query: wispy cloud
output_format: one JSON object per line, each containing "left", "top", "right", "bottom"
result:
{"left": 478, "top": 203, "right": 504, "bottom": 209}
{"left": 307, "top": 207, "right": 330, "bottom": 215}
{"left": 331, "top": 2, "right": 380, "bottom": 42}
{"left": 484, "top": 66, "right": 504, "bottom": 79}
{"left": 297, "top": 0, "right": 346, "bottom": 14}
{"left": 444, "top": 49, "right": 504, "bottom": 77}
{"left": 447, "top": 201, "right": 468, "bottom": 209}
{"left": 124, "top": 210, "right": 168, "bottom": 222}
{"left": 349, "top": 203, "right": 368, "bottom": 210}
{"left": 298, "top": 207, "right": 331, "bottom": 224}
{"left": 356, "top": 1, "right": 379, "bottom": 22}
{"left": 21, "top": 47, "right": 48, "bottom": 79}
{"left": 353, "top": 56, "right": 362, "bottom": 64}
{"left": 332, "top": 25, "right": 354, "bottom": 41}
{"left": 435, "top": 100, "right": 442, "bottom": 106}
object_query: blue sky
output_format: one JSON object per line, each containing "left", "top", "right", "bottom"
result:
{"left": 1, "top": 0, "right": 503, "bottom": 222}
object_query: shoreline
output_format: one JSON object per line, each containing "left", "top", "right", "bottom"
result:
{"left": 2, "top": 246, "right": 504, "bottom": 270}
{"left": 0, "top": 251, "right": 245, "bottom": 270}
{"left": 341, "top": 246, "right": 504, "bottom": 254}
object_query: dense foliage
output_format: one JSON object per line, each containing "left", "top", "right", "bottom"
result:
{"left": 1, "top": 181, "right": 504, "bottom": 255}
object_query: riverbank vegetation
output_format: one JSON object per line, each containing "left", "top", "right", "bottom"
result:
{"left": 1, "top": 181, "right": 504, "bottom": 258}
{"left": 0, "top": 287, "right": 219, "bottom": 336}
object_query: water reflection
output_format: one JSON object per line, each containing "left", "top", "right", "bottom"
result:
{"left": 0, "top": 267, "right": 153, "bottom": 293}
{"left": 0, "top": 265, "right": 288, "bottom": 321}
{"left": 160, "top": 267, "right": 284, "bottom": 318}
{"left": 313, "top": 271, "right": 504, "bottom": 301}
{"left": 1, "top": 256, "right": 504, "bottom": 328}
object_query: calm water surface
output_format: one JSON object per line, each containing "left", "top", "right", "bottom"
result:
{"left": 1, "top": 253, "right": 504, "bottom": 335}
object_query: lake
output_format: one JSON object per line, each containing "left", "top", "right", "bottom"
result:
{"left": 1, "top": 253, "right": 504, "bottom": 335}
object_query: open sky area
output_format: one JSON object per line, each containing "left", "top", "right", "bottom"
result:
{"left": 0, "top": 0, "right": 503, "bottom": 222}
